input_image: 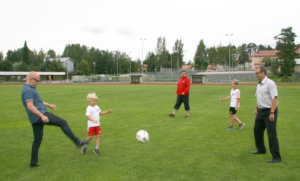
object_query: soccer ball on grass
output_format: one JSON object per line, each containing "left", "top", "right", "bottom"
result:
{"left": 136, "top": 130, "right": 150, "bottom": 143}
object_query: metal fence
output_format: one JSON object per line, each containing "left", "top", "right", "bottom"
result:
{"left": 70, "top": 71, "right": 258, "bottom": 84}
{"left": 6, "top": 70, "right": 299, "bottom": 84}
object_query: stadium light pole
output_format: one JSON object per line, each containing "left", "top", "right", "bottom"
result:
{"left": 140, "top": 38, "right": 146, "bottom": 75}
{"left": 225, "top": 33, "right": 233, "bottom": 71}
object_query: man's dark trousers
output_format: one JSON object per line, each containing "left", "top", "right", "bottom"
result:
{"left": 174, "top": 95, "right": 190, "bottom": 111}
{"left": 254, "top": 108, "right": 281, "bottom": 159}
{"left": 31, "top": 112, "right": 80, "bottom": 165}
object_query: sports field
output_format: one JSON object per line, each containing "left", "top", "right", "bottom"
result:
{"left": 0, "top": 84, "right": 299, "bottom": 181}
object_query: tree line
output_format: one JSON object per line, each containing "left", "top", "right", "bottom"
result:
{"left": 0, "top": 27, "right": 298, "bottom": 79}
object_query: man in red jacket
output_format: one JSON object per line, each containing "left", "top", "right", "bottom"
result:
{"left": 169, "top": 70, "right": 191, "bottom": 118}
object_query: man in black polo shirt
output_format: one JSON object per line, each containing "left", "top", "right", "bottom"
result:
{"left": 252, "top": 66, "right": 281, "bottom": 163}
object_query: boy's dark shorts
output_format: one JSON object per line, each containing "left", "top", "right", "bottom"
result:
{"left": 229, "top": 107, "right": 237, "bottom": 115}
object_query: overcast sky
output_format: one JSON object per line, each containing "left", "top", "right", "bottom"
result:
{"left": 1, "top": 0, "right": 299, "bottom": 62}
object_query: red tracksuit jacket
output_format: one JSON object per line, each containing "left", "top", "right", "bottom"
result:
{"left": 176, "top": 76, "right": 191, "bottom": 96}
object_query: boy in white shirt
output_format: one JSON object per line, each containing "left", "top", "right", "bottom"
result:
{"left": 220, "top": 79, "right": 245, "bottom": 131}
{"left": 81, "top": 93, "right": 113, "bottom": 155}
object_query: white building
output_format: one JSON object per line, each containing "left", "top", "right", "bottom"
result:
{"left": 45, "top": 57, "right": 74, "bottom": 72}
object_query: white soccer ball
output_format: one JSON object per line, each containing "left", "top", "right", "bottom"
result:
{"left": 136, "top": 130, "right": 150, "bottom": 143}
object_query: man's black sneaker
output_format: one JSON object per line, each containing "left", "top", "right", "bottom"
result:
{"left": 78, "top": 139, "right": 88, "bottom": 148}
{"left": 29, "top": 163, "right": 40, "bottom": 168}
{"left": 94, "top": 149, "right": 99, "bottom": 156}
{"left": 268, "top": 158, "right": 282, "bottom": 163}
{"left": 169, "top": 114, "right": 175, "bottom": 118}
{"left": 184, "top": 116, "right": 190, "bottom": 118}
{"left": 81, "top": 147, "right": 87, "bottom": 154}
{"left": 251, "top": 150, "right": 266, "bottom": 154}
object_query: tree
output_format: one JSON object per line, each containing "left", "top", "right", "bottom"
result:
{"left": 47, "top": 49, "right": 56, "bottom": 58}
{"left": 76, "top": 60, "right": 91, "bottom": 75}
{"left": 48, "top": 59, "right": 66, "bottom": 72}
{"left": 0, "top": 61, "right": 13, "bottom": 71}
{"left": 144, "top": 52, "right": 157, "bottom": 72}
{"left": 274, "top": 27, "right": 298, "bottom": 81}
{"left": 6, "top": 49, "right": 22, "bottom": 63}
{"left": 207, "top": 47, "right": 217, "bottom": 66}
{"left": 237, "top": 44, "right": 250, "bottom": 70}
{"left": 0, "top": 52, "right": 3, "bottom": 62}
{"left": 261, "top": 56, "right": 272, "bottom": 69}
{"left": 187, "top": 60, "right": 193, "bottom": 65}
{"left": 22, "top": 41, "right": 30, "bottom": 65}
{"left": 92, "top": 49, "right": 112, "bottom": 74}
{"left": 270, "top": 59, "right": 281, "bottom": 77}
{"left": 155, "top": 37, "right": 168, "bottom": 69}
{"left": 62, "top": 44, "right": 89, "bottom": 66}
{"left": 258, "top": 44, "right": 274, "bottom": 51}
{"left": 216, "top": 45, "right": 228, "bottom": 68}
{"left": 172, "top": 39, "right": 184, "bottom": 70}
{"left": 194, "top": 39, "right": 208, "bottom": 70}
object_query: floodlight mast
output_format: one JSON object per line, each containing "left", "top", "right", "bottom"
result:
{"left": 140, "top": 38, "right": 146, "bottom": 75}
{"left": 225, "top": 33, "right": 233, "bottom": 71}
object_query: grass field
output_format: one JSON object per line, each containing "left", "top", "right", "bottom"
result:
{"left": 0, "top": 84, "right": 299, "bottom": 181}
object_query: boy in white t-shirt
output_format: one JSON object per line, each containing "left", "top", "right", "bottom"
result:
{"left": 220, "top": 79, "right": 245, "bottom": 131}
{"left": 81, "top": 93, "right": 113, "bottom": 155}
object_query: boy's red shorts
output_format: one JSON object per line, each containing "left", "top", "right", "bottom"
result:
{"left": 88, "top": 126, "right": 102, "bottom": 136}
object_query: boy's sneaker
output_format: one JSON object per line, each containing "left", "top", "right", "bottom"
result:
{"left": 239, "top": 123, "right": 245, "bottom": 130}
{"left": 81, "top": 146, "right": 87, "bottom": 154}
{"left": 169, "top": 113, "right": 175, "bottom": 118}
{"left": 226, "top": 126, "right": 234, "bottom": 131}
{"left": 184, "top": 115, "right": 190, "bottom": 118}
{"left": 94, "top": 149, "right": 99, "bottom": 156}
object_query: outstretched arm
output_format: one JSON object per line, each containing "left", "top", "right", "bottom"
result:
{"left": 220, "top": 96, "right": 231, "bottom": 102}
{"left": 100, "top": 109, "right": 114, "bottom": 115}
{"left": 43, "top": 101, "right": 56, "bottom": 110}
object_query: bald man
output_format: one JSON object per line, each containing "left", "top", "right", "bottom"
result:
{"left": 21, "top": 72, "right": 87, "bottom": 168}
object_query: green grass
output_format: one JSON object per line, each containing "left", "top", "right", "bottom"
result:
{"left": 0, "top": 84, "right": 300, "bottom": 181}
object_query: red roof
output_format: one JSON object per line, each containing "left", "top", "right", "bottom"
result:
{"left": 182, "top": 65, "right": 194, "bottom": 69}
{"left": 252, "top": 50, "right": 279, "bottom": 58}
{"left": 207, "top": 65, "right": 217, "bottom": 69}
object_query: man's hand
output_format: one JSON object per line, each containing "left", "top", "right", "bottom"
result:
{"left": 49, "top": 104, "right": 56, "bottom": 110}
{"left": 41, "top": 115, "right": 49, "bottom": 123}
{"left": 269, "top": 113, "right": 275, "bottom": 122}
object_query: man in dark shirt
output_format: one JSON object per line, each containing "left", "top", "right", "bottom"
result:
{"left": 21, "top": 72, "right": 87, "bottom": 168}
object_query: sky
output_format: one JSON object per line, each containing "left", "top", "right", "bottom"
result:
{"left": 1, "top": 0, "right": 299, "bottom": 62}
